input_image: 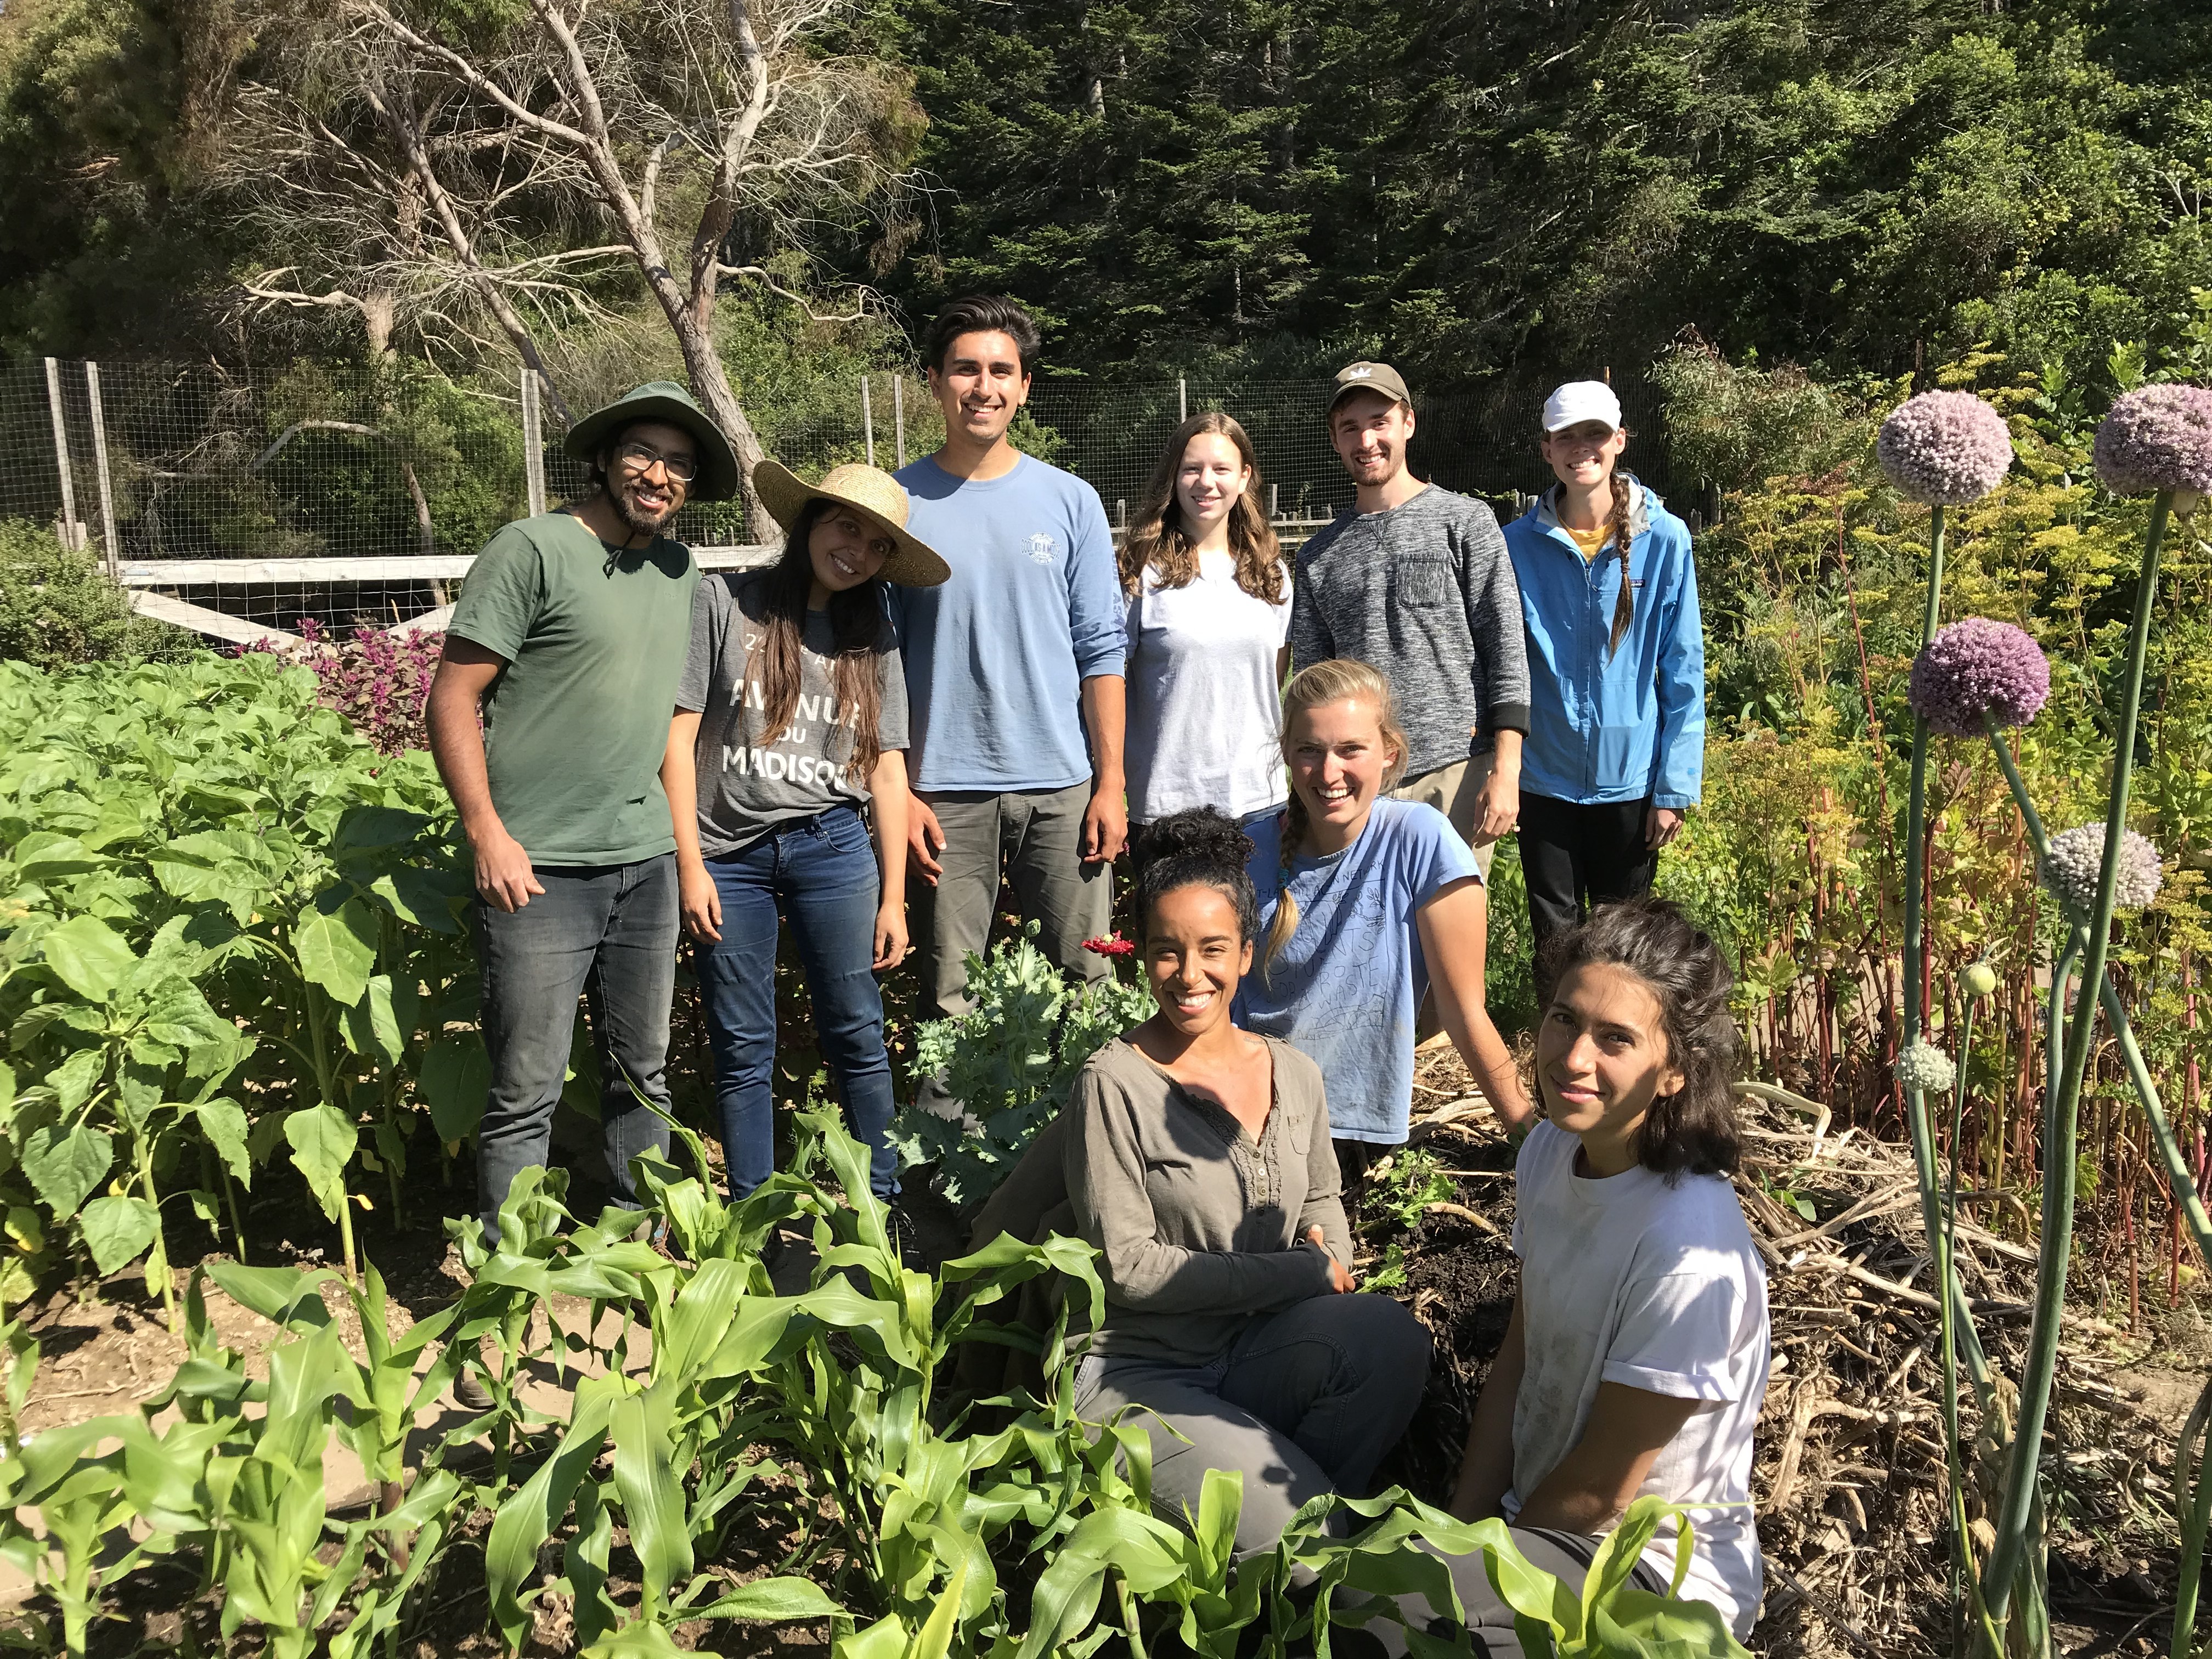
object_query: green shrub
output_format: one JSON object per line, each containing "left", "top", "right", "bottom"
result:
{"left": 0, "top": 520, "right": 182, "bottom": 668}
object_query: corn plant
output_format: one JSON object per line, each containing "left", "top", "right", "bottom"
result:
{"left": 0, "top": 1264, "right": 471, "bottom": 1659}
{"left": 1274, "top": 1492, "right": 1753, "bottom": 1658}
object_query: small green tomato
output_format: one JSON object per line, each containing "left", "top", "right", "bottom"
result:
{"left": 1961, "top": 961, "right": 1998, "bottom": 997}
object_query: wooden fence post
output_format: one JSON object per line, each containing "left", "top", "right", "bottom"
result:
{"left": 894, "top": 376, "right": 906, "bottom": 470}
{"left": 83, "top": 362, "right": 120, "bottom": 578}
{"left": 43, "top": 357, "right": 84, "bottom": 553}
{"left": 862, "top": 376, "right": 877, "bottom": 468}
{"left": 521, "top": 365, "right": 546, "bottom": 518}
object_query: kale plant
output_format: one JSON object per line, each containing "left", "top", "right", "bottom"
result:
{"left": 889, "top": 923, "right": 1152, "bottom": 1207}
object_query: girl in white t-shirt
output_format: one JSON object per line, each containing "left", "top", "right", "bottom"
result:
{"left": 1119, "top": 414, "right": 1293, "bottom": 831}
{"left": 1448, "top": 896, "right": 1769, "bottom": 1643}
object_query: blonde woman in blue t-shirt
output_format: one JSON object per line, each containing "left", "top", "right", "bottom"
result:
{"left": 1118, "top": 413, "right": 1294, "bottom": 834}
{"left": 1238, "top": 659, "right": 1534, "bottom": 1178}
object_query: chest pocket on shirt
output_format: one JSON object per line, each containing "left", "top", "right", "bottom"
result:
{"left": 1393, "top": 557, "right": 1453, "bottom": 609}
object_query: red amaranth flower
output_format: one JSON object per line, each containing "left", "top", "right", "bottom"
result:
{"left": 1082, "top": 935, "right": 1135, "bottom": 957}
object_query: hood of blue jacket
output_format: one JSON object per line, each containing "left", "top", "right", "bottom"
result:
{"left": 1503, "top": 475, "right": 1706, "bottom": 809}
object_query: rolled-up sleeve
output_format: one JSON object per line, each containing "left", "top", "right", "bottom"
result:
{"left": 1065, "top": 1069, "right": 1334, "bottom": 1315}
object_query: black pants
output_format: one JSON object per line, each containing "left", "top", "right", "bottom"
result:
{"left": 1517, "top": 793, "right": 1658, "bottom": 956}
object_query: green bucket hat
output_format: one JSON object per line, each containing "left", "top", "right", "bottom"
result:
{"left": 563, "top": 380, "right": 743, "bottom": 503}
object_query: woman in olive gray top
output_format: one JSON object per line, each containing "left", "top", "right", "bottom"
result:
{"left": 1065, "top": 808, "right": 1431, "bottom": 1558}
{"left": 666, "top": 460, "right": 949, "bottom": 1201}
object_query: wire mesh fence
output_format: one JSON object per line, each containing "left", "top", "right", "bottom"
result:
{"left": 2, "top": 355, "right": 1691, "bottom": 644}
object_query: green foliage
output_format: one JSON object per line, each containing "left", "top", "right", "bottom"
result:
{"left": 888, "top": 925, "right": 1153, "bottom": 1207}
{"left": 0, "top": 0, "right": 241, "bottom": 354}
{"left": 0, "top": 1112, "right": 1754, "bottom": 1657}
{"left": 255, "top": 358, "right": 526, "bottom": 559}
{"left": 1364, "top": 1147, "right": 1454, "bottom": 1234}
{"left": 0, "top": 652, "right": 475, "bottom": 1302}
{"left": 886, "top": 0, "right": 2212, "bottom": 399}
{"left": 0, "top": 520, "right": 180, "bottom": 668}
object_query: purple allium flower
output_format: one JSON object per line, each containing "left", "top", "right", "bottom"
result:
{"left": 2040, "top": 823, "right": 2164, "bottom": 919}
{"left": 2092, "top": 384, "right": 2212, "bottom": 497}
{"left": 1877, "top": 391, "right": 2015, "bottom": 504}
{"left": 1907, "top": 618, "right": 2051, "bottom": 737}
{"left": 1896, "top": 1040, "right": 1956, "bottom": 1096}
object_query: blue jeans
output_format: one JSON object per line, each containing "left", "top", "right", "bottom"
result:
{"left": 474, "top": 855, "right": 679, "bottom": 1244}
{"left": 695, "top": 806, "right": 898, "bottom": 1199}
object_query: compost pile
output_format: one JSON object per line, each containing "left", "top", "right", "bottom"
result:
{"left": 1364, "top": 1049, "right": 2188, "bottom": 1658}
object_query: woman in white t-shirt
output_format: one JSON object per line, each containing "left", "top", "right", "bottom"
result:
{"left": 1119, "top": 413, "right": 1293, "bottom": 831}
{"left": 1447, "top": 896, "right": 1769, "bottom": 1644}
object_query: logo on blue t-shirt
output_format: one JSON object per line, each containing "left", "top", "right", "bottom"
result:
{"left": 1026, "top": 532, "right": 1059, "bottom": 565}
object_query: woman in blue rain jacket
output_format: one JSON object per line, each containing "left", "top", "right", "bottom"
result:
{"left": 1502, "top": 381, "right": 1705, "bottom": 952}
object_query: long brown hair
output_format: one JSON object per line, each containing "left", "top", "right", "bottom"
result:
{"left": 1261, "top": 659, "right": 1408, "bottom": 978}
{"left": 1535, "top": 898, "right": 1741, "bottom": 1180}
{"left": 1118, "top": 411, "right": 1286, "bottom": 604}
{"left": 744, "top": 499, "right": 889, "bottom": 782}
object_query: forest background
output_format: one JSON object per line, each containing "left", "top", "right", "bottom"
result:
{"left": 5, "top": 0, "right": 2212, "bottom": 1318}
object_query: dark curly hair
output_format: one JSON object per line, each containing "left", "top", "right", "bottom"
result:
{"left": 1534, "top": 898, "right": 1741, "bottom": 1180}
{"left": 1133, "top": 808, "right": 1260, "bottom": 945}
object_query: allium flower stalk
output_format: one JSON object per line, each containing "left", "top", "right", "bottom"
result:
{"left": 1877, "top": 390, "right": 2016, "bottom": 504}
{"left": 1907, "top": 618, "right": 2050, "bottom": 737}
{"left": 1895, "top": 1040, "right": 1957, "bottom": 1097}
{"left": 2092, "top": 383, "right": 2212, "bottom": 499}
{"left": 2040, "top": 823, "right": 2164, "bottom": 919}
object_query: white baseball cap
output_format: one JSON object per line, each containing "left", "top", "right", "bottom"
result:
{"left": 1542, "top": 381, "right": 1623, "bottom": 432}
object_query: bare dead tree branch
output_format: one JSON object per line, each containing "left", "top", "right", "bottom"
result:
{"left": 217, "top": 0, "right": 918, "bottom": 527}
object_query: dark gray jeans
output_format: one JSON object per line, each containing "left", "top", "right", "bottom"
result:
{"left": 473, "top": 854, "right": 678, "bottom": 1243}
{"left": 1073, "top": 1293, "right": 1431, "bottom": 1560}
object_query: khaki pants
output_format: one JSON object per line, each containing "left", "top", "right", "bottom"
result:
{"left": 1389, "top": 752, "right": 1499, "bottom": 877}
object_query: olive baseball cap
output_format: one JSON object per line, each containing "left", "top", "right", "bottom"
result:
{"left": 1329, "top": 361, "right": 1413, "bottom": 412}
{"left": 563, "top": 381, "right": 742, "bottom": 502}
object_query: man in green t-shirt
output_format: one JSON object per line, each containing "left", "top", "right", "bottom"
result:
{"left": 426, "top": 381, "right": 739, "bottom": 1246}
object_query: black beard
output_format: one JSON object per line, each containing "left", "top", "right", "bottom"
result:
{"left": 612, "top": 480, "right": 678, "bottom": 538}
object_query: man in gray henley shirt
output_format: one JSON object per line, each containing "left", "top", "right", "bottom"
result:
{"left": 1289, "top": 361, "right": 1531, "bottom": 877}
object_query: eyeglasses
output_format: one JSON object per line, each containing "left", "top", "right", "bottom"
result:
{"left": 617, "top": 441, "right": 698, "bottom": 483}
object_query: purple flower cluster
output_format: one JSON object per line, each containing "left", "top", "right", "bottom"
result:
{"left": 2040, "top": 823, "right": 2164, "bottom": 919}
{"left": 1907, "top": 618, "right": 2050, "bottom": 737}
{"left": 248, "top": 618, "right": 444, "bottom": 756}
{"left": 2092, "top": 383, "right": 2212, "bottom": 498}
{"left": 1877, "top": 390, "right": 2015, "bottom": 504}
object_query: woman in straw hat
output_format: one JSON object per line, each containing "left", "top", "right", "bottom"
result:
{"left": 665, "top": 460, "right": 949, "bottom": 1203}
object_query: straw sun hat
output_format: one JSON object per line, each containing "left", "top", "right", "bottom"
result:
{"left": 752, "top": 460, "right": 950, "bottom": 588}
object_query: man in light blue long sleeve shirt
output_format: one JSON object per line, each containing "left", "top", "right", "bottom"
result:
{"left": 891, "top": 295, "right": 1128, "bottom": 1052}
